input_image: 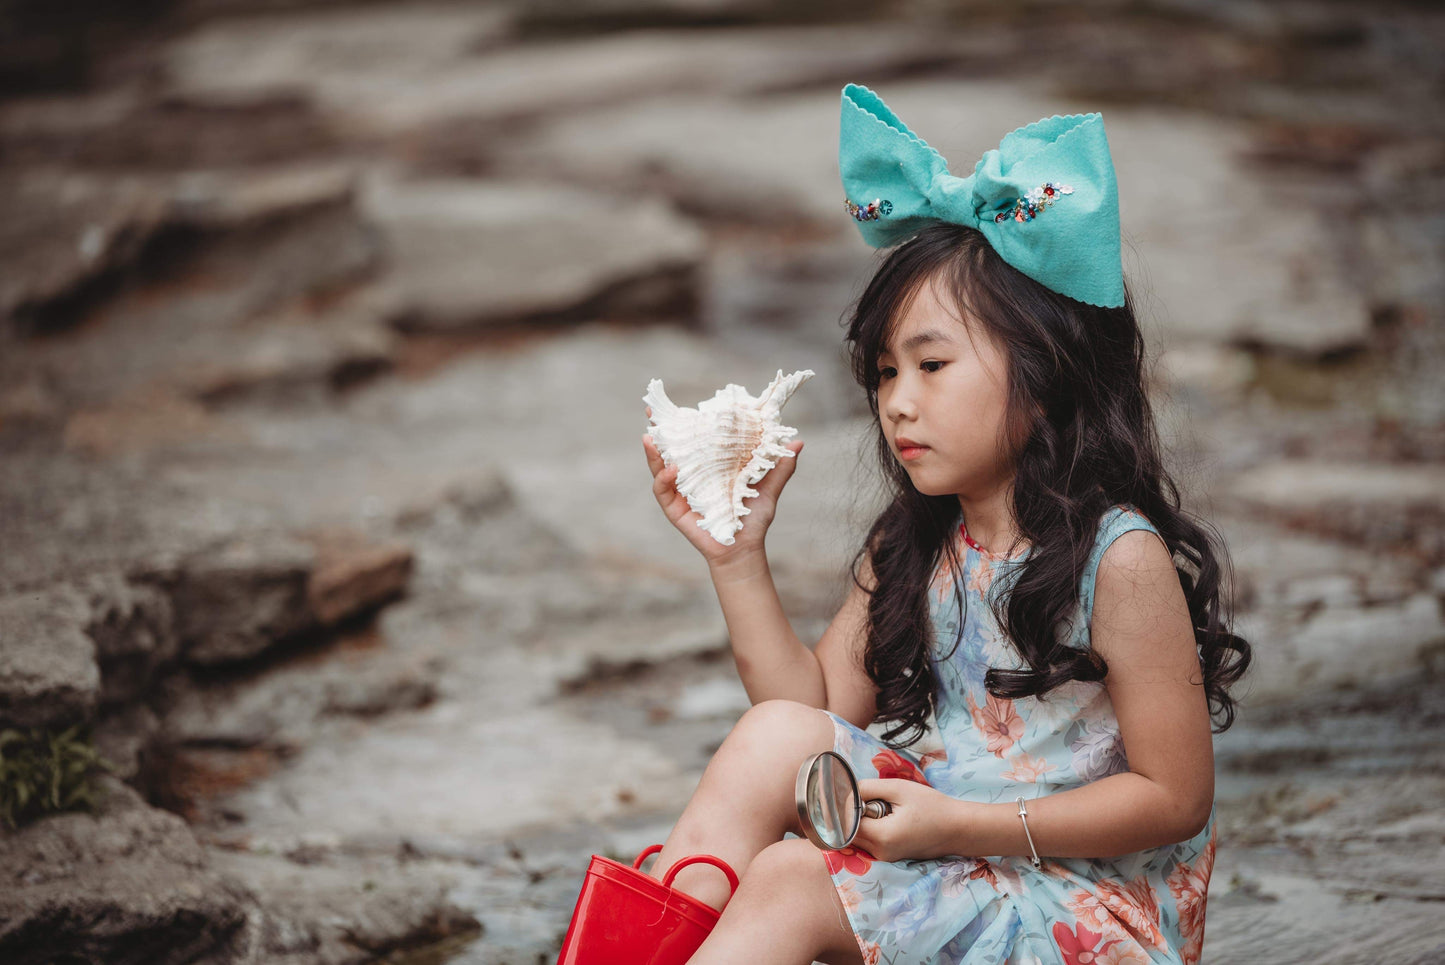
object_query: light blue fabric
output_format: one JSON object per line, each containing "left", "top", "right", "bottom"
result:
{"left": 838, "top": 83, "right": 1126, "bottom": 308}
{"left": 817, "top": 505, "right": 1215, "bottom": 964}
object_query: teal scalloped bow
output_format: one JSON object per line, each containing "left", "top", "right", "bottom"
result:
{"left": 838, "top": 83, "right": 1125, "bottom": 309}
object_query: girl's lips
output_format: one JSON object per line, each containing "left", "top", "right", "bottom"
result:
{"left": 899, "top": 446, "right": 929, "bottom": 461}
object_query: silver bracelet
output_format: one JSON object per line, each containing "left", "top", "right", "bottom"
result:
{"left": 1016, "top": 797, "right": 1042, "bottom": 869}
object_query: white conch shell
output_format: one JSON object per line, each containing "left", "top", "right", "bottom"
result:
{"left": 644, "top": 369, "right": 814, "bottom": 546}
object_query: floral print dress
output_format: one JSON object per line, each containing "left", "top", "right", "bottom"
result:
{"left": 818, "top": 505, "right": 1214, "bottom": 965}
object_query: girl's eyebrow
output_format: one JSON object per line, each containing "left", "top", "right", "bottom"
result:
{"left": 881, "top": 328, "right": 954, "bottom": 356}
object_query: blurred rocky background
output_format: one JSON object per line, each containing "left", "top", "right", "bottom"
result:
{"left": 1, "top": 0, "right": 1442, "bottom": 963}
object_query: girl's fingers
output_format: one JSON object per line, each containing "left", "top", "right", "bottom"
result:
{"left": 651, "top": 462, "right": 678, "bottom": 501}
{"left": 642, "top": 434, "right": 664, "bottom": 475}
{"left": 756, "top": 440, "right": 802, "bottom": 501}
{"left": 855, "top": 779, "right": 898, "bottom": 803}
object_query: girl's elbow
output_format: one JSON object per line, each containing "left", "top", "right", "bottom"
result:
{"left": 1175, "top": 793, "right": 1214, "bottom": 840}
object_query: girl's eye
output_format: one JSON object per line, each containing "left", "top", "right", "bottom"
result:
{"left": 921, "top": 360, "right": 945, "bottom": 373}
{"left": 878, "top": 366, "right": 897, "bottom": 380}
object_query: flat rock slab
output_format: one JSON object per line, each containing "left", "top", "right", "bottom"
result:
{"left": 166, "top": 18, "right": 995, "bottom": 137}
{"left": 1223, "top": 459, "right": 1445, "bottom": 556}
{"left": 0, "top": 587, "right": 99, "bottom": 729}
{"left": 498, "top": 78, "right": 1372, "bottom": 353}
{"left": 164, "top": 635, "right": 440, "bottom": 750}
{"left": 307, "top": 532, "right": 414, "bottom": 628}
{"left": 210, "top": 702, "right": 698, "bottom": 842}
{"left": 1, "top": 166, "right": 381, "bottom": 414}
{"left": 209, "top": 849, "right": 479, "bottom": 965}
{"left": 74, "top": 571, "right": 178, "bottom": 706}
{"left": 362, "top": 175, "right": 705, "bottom": 331}
{"left": 171, "top": 529, "right": 416, "bottom": 667}
{"left": 0, "top": 172, "right": 170, "bottom": 332}
{"left": 0, "top": 780, "right": 249, "bottom": 965}
{"left": 1237, "top": 591, "right": 1444, "bottom": 702}
{"left": 164, "top": 2, "right": 517, "bottom": 114}
{"left": 0, "top": 165, "right": 367, "bottom": 336}
{"left": 171, "top": 533, "right": 318, "bottom": 666}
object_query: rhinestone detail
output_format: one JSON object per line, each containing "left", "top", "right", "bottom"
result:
{"left": 845, "top": 197, "right": 893, "bottom": 222}
{"left": 993, "top": 181, "right": 1074, "bottom": 224}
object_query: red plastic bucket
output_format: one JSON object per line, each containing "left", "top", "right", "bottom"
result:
{"left": 556, "top": 844, "right": 740, "bottom": 965}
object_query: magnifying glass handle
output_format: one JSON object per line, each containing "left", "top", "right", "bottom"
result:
{"left": 863, "top": 799, "right": 892, "bottom": 819}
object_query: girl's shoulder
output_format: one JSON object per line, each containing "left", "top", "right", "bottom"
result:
{"left": 1096, "top": 502, "right": 1159, "bottom": 542}
{"left": 1087, "top": 503, "right": 1162, "bottom": 569}
{"left": 1078, "top": 504, "right": 1164, "bottom": 629}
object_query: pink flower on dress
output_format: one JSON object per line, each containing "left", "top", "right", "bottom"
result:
{"left": 1001, "top": 751, "right": 1055, "bottom": 783}
{"left": 968, "top": 693, "right": 1024, "bottom": 757}
{"left": 835, "top": 878, "right": 863, "bottom": 913}
{"left": 940, "top": 856, "right": 1000, "bottom": 896}
{"left": 824, "top": 845, "right": 874, "bottom": 877}
{"left": 966, "top": 557, "right": 994, "bottom": 595}
{"left": 871, "top": 749, "right": 928, "bottom": 785}
{"left": 1166, "top": 829, "right": 1216, "bottom": 965}
{"left": 919, "top": 748, "right": 948, "bottom": 769}
{"left": 859, "top": 940, "right": 882, "bottom": 965}
{"left": 1095, "top": 942, "right": 1151, "bottom": 965}
{"left": 1052, "top": 921, "right": 1107, "bottom": 965}
{"left": 931, "top": 546, "right": 964, "bottom": 604}
{"left": 1065, "top": 876, "right": 1166, "bottom": 951}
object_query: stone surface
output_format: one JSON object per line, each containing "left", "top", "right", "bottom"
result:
{"left": 1207, "top": 678, "right": 1445, "bottom": 965}
{"left": 362, "top": 175, "right": 705, "bottom": 331}
{"left": 171, "top": 533, "right": 317, "bottom": 666}
{"left": 307, "top": 533, "right": 414, "bottom": 627}
{"left": 1237, "top": 592, "right": 1445, "bottom": 703}
{"left": 0, "top": 171, "right": 170, "bottom": 334}
{"left": 1224, "top": 459, "right": 1445, "bottom": 558}
{"left": 0, "top": 167, "right": 382, "bottom": 416}
{"left": 92, "top": 704, "right": 162, "bottom": 783}
{"left": 210, "top": 849, "right": 480, "bottom": 965}
{"left": 75, "top": 571, "right": 177, "bottom": 706}
{"left": 167, "top": 18, "right": 990, "bottom": 137}
{"left": 0, "top": 587, "right": 100, "bottom": 729}
{"left": 0, "top": 165, "right": 371, "bottom": 336}
{"left": 163, "top": 642, "right": 441, "bottom": 751}
{"left": 177, "top": 310, "right": 398, "bottom": 407}
{"left": 0, "top": 778, "right": 250, "bottom": 965}
{"left": 165, "top": 3, "right": 518, "bottom": 115}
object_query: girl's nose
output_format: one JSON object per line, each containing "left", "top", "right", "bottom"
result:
{"left": 882, "top": 385, "right": 918, "bottom": 423}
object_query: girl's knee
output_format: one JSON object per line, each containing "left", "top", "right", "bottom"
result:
{"left": 744, "top": 837, "right": 830, "bottom": 886}
{"left": 736, "top": 699, "right": 835, "bottom": 747}
{"left": 739, "top": 840, "right": 863, "bottom": 962}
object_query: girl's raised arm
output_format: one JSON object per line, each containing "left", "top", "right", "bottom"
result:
{"left": 811, "top": 552, "right": 881, "bottom": 729}
{"left": 643, "top": 427, "right": 877, "bottom": 718}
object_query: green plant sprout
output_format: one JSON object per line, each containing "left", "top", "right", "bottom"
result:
{"left": 0, "top": 724, "right": 113, "bottom": 830}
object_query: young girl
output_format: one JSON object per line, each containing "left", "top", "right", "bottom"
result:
{"left": 638, "top": 85, "right": 1250, "bottom": 965}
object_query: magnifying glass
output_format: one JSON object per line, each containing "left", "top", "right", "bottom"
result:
{"left": 794, "top": 750, "right": 893, "bottom": 851}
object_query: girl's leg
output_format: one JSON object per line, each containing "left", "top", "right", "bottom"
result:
{"left": 648, "top": 699, "right": 836, "bottom": 912}
{"left": 688, "top": 838, "right": 866, "bottom": 965}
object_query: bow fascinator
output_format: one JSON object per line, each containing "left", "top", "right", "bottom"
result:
{"left": 838, "top": 83, "right": 1125, "bottom": 309}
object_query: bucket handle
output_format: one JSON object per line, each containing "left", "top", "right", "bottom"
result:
{"left": 633, "top": 844, "right": 741, "bottom": 896}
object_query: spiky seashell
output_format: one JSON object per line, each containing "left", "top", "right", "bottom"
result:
{"left": 644, "top": 369, "right": 814, "bottom": 546}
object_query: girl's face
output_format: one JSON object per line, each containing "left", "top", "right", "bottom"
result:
{"left": 876, "top": 276, "right": 1016, "bottom": 499}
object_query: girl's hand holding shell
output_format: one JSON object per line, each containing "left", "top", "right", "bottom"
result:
{"left": 642, "top": 428, "right": 802, "bottom": 569}
{"left": 641, "top": 368, "right": 813, "bottom": 570}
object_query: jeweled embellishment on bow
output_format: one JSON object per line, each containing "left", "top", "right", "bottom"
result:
{"left": 845, "top": 197, "right": 892, "bottom": 222}
{"left": 994, "top": 182, "right": 1073, "bottom": 224}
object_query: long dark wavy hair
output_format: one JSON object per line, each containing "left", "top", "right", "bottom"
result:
{"left": 845, "top": 222, "right": 1251, "bottom": 749}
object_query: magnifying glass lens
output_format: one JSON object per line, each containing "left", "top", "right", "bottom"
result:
{"left": 797, "top": 751, "right": 863, "bottom": 850}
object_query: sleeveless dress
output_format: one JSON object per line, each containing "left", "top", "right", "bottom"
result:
{"left": 817, "top": 504, "right": 1215, "bottom": 965}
